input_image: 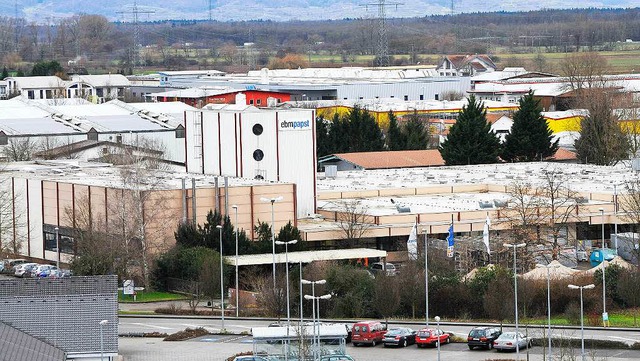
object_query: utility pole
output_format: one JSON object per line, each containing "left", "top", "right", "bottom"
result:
{"left": 361, "top": 0, "right": 402, "bottom": 68}
{"left": 117, "top": 0, "right": 155, "bottom": 69}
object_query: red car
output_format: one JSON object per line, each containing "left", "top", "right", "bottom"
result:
{"left": 415, "top": 328, "right": 450, "bottom": 348}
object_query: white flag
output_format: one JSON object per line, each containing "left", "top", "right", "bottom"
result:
{"left": 407, "top": 221, "right": 418, "bottom": 260}
{"left": 483, "top": 214, "right": 491, "bottom": 254}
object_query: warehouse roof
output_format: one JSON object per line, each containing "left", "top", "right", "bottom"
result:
{"left": 319, "top": 150, "right": 445, "bottom": 170}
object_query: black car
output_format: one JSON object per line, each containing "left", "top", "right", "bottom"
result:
{"left": 467, "top": 327, "right": 501, "bottom": 350}
{"left": 382, "top": 327, "right": 416, "bottom": 348}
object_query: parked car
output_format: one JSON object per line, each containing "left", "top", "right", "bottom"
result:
{"left": 351, "top": 321, "right": 387, "bottom": 346}
{"left": 1, "top": 259, "right": 27, "bottom": 273}
{"left": 14, "top": 263, "right": 39, "bottom": 278}
{"left": 320, "top": 355, "right": 355, "bottom": 361}
{"left": 232, "top": 356, "right": 269, "bottom": 361}
{"left": 415, "top": 328, "right": 449, "bottom": 348}
{"left": 382, "top": 327, "right": 416, "bottom": 348}
{"left": 576, "top": 248, "right": 589, "bottom": 262}
{"left": 31, "top": 264, "right": 58, "bottom": 278}
{"left": 467, "top": 326, "right": 502, "bottom": 350}
{"left": 369, "top": 262, "right": 398, "bottom": 276}
{"left": 493, "top": 332, "right": 532, "bottom": 352}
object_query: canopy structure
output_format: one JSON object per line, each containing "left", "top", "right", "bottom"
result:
{"left": 522, "top": 260, "right": 579, "bottom": 280}
{"left": 609, "top": 256, "right": 634, "bottom": 270}
{"left": 462, "top": 264, "right": 495, "bottom": 282}
{"left": 224, "top": 248, "right": 387, "bottom": 266}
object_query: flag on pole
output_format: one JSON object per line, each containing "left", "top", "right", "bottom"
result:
{"left": 407, "top": 221, "right": 418, "bottom": 261}
{"left": 446, "top": 224, "right": 454, "bottom": 258}
{"left": 483, "top": 214, "right": 491, "bottom": 254}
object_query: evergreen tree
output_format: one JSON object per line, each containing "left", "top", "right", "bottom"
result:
{"left": 327, "top": 113, "right": 348, "bottom": 154}
{"left": 16, "top": 69, "right": 24, "bottom": 77}
{"left": 1, "top": 67, "right": 8, "bottom": 80}
{"left": 346, "top": 106, "right": 385, "bottom": 152}
{"left": 439, "top": 95, "right": 500, "bottom": 165}
{"left": 31, "top": 60, "right": 64, "bottom": 76}
{"left": 402, "top": 112, "right": 430, "bottom": 150}
{"left": 501, "top": 91, "right": 559, "bottom": 162}
{"left": 386, "top": 111, "right": 405, "bottom": 150}
{"left": 316, "top": 116, "right": 331, "bottom": 158}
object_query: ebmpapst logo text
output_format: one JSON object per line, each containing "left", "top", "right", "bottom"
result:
{"left": 280, "top": 120, "right": 310, "bottom": 130}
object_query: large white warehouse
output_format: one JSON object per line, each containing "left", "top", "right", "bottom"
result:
{"left": 185, "top": 105, "right": 317, "bottom": 217}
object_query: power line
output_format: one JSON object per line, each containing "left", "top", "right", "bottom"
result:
{"left": 361, "top": 0, "right": 402, "bottom": 67}
{"left": 117, "top": 0, "right": 155, "bottom": 68}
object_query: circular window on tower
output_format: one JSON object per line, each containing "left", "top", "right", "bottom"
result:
{"left": 252, "top": 123, "right": 263, "bottom": 135}
{"left": 253, "top": 149, "right": 264, "bottom": 161}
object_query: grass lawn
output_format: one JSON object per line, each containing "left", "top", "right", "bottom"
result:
{"left": 520, "top": 308, "right": 640, "bottom": 328}
{"left": 118, "top": 291, "right": 187, "bottom": 303}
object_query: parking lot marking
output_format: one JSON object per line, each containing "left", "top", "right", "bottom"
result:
{"left": 129, "top": 323, "right": 173, "bottom": 330}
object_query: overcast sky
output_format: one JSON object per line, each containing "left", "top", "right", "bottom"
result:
{"left": 0, "top": 0, "right": 638, "bottom": 22}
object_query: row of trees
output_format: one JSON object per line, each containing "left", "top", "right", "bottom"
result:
{"left": 235, "top": 252, "right": 640, "bottom": 325}
{"left": 315, "top": 108, "right": 431, "bottom": 158}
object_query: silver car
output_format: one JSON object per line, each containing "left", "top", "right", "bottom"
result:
{"left": 493, "top": 332, "right": 532, "bottom": 352}
{"left": 14, "top": 263, "right": 39, "bottom": 277}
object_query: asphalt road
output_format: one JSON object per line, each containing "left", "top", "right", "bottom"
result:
{"left": 118, "top": 316, "right": 640, "bottom": 361}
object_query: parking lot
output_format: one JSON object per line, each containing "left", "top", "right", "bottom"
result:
{"left": 118, "top": 334, "right": 640, "bottom": 361}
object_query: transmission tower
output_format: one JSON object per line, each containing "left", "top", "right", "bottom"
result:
{"left": 362, "top": 0, "right": 402, "bottom": 68}
{"left": 209, "top": 0, "right": 213, "bottom": 21}
{"left": 117, "top": 0, "right": 155, "bottom": 68}
{"left": 14, "top": 0, "right": 19, "bottom": 52}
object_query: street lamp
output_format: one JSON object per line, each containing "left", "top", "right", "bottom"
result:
{"left": 99, "top": 319, "right": 108, "bottom": 361}
{"left": 304, "top": 293, "right": 331, "bottom": 361}
{"left": 537, "top": 263, "right": 560, "bottom": 361}
{"left": 599, "top": 207, "right": 607, "bottom": 327}
{"left": 434, "top": 316, "right": 441, "bottom": 361}
{"left": 55, "top": 227, "right": 60, "bottom": 269}
{"left": 302, "top": 279, "right": 326, "bottom": 361}
{"left": 422, "top": 228, "right": 430, "bottom": 327}
{"left": 261, "top": 196, "right": 283, "bottom": 290}
{"left": 504, "top": 242, "right": 526, "bottom": 360}
{"left": 568, "top": 284, "right": 596, "bottom": 361}
{"left": 232, "top": 204, "right": 239, "bottom": 317}
{"left": 275, "top": 240, "right": 298, "bottom": 325}
{"left": 217, "top": 224, "right": 225, "bottom": 331}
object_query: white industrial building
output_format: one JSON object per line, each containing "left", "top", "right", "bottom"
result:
{"left": 184, "top": 104, "right": 316, "bottom": 217}
{"left": 0, "top": 98, "right": 191, "bottom": 163}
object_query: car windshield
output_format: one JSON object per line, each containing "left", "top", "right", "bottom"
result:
{"left": 418, "top": 330, "right": 431, "bottom": 337}
{"left": 385, "top": 329, "right": 402, "bottom": 336}
{"left": 469, "top": 329, "right": 485, "bottom": 337}
{"left": 500, "top": 332, "right": 516, "bottom": 339}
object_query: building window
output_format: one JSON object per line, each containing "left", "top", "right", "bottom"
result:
{"left": 403, "top": 95, "right": 408, "bottom": 101}
{"left": 249, "top": 99, "right": 254, "bottom": 105}
{"left": 175, "top": 126, "right": 185, "bottom": 138}
{"left": 435, "top": 94, "right": 439, "bottom": 101}
{"left": 27, "top": 90, "right": 34, "bottom": 99}
{"left": 419, "top": 95, "right": 424, "bottom": 100}
{"left": 252, "top": 124, "right": 263, "bottom": 135}
{"left": 257, "top": 99, "right": 262, "bottom": 105}
{"left": 44, "top": 229, "right": 74, "bottom": 254}
{"left": 0, "top": 133, "right": 7, "bottom": 146}
{"left": 253, "top": 149, "right": 264, "bottom": 161}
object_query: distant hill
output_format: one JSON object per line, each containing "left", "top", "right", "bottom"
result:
{"left": 1, "top": 0, "right": 639, "bottom": 22}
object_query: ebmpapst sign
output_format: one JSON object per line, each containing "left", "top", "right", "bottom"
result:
{"left": 280, "top": 120, "right": 310, "bottom": 130}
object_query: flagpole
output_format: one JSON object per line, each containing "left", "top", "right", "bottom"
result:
{"left": 423, "top": 227, "right": 429, "bottom": 328}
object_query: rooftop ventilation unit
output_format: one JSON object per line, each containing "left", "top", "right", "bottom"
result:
{"left": 479, "top": 201, "right": 494, "bottom": 209}
{"left": 325, "top": 165, "right": 337, "bottom": 179}
{"left": 396, "top": 205, "right": 411, "bottom": 213}
{"left": 493, "top": 199, "right": 508, "bottom": 207}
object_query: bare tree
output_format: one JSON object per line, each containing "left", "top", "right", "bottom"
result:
{"left": 618, "top": 175, "right": 640, "bottom": 263}
{"left": 0, "top": 177, "right": 27, "bottom": 257}
{"left": 334, "top": 200, "right": 374, "bottom": 247}
{"left": 2, "top": 137, "right": 38, "bottom": 161}
{"left": 559, "top": 52, "right": 609, "bottom": 95}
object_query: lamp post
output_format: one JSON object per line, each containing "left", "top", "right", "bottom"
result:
{"left": 261, "top": 196, "right": 283, "bottom": 290}
{"left": 422, "top": 228, "right": 429, "bottom": 327}
{"left": 614, "top": 184, "right": 620, "bottom": 255}
{"left": 504, "top": 242, "right": 526, "bottom": 360}
{"left": 302, "top": 279, "right": 326, "bottom": 361}
{"left": 54, "top": 227, "right": 60, "bottom": 269}
{"left": 568, "top": 284, "right": 596, "bottom": 361}
{"left": 304, "top": 293, "right": 331, "bottom": 361}
{"left": 275, "top": 240, "right": 298, "bottom": 325}
{"left": 216, "top": 225, "right": 225, "bottom": 331}
{"left": 537, "top": 263, "right": 560, "bottom": 361}
{"left": 232, "top": 205, "right": 239, "bottom": 317}
{"left": 99, "top": 319, "right": 108, "bottom": 361}
{"left": 599, "top": 207, "right": 607, "bottom": 327}
{"left": 435, "top": 316, "right": 441, "bottom": 361}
